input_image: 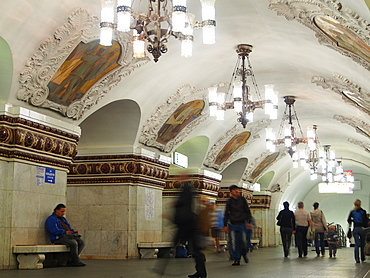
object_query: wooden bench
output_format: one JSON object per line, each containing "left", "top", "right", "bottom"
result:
{"left": 137, "top": 242, "right": 173, "bottom": 259}
{"left": 13, "top": 245, "right": 70, "bottom": 269}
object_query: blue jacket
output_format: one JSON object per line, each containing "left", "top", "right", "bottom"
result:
{"left": 45, "top": 213, "right": 74, "bottom": 243}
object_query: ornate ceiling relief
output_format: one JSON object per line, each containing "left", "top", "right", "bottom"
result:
{"left": 139, "top": 84, "right": 210, "bottom": 153}
{"left": 17, "top": 9, "right": 149, "bottom": 120}
{"left": 334, "top": 115, "right": 370, "bottom": 139}
{"left": 312, "top": 74, "right": 370, "bottom": 115}
{"left": 334, "top": 115, "right": 370, "bottom": 152}
{"left": 269, "top": 0, "right": 370, "bottom": 71}
{"left": 203, "top": 119, "right": 271, "bottom": 171}
{"left": 242, "top": 148, "right": 286, "bottom": 183}
{"left": 348, "top": 139, "right": 370, "bottom": 153}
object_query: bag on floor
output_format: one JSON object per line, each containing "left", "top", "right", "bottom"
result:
{"left": 175, "top": 245, "right": 188, "bottom": 258}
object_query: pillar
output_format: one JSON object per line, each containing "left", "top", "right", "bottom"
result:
{"left": 0, "top": 106, "right": 80, "bottom": 269}
{"left": 66, "top": 153, "right": 170, "bottom": 259}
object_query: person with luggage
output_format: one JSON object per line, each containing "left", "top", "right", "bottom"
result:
{"left": 327, "top": 225, "right": 338, "bottom": 258}
{"left": 347, "top": 199, "right": 368, "bottom": 263}
{"left": 276, "top": 201, "right": 296, "bottom": 257}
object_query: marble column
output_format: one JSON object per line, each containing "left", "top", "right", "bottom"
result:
{"left": 66, "top": 154, "right": 170, "bottom": 259}
{"left": 0, "top": 107, "right": 80, "bottom": 269}
{"left": 162, "top": 172, "right": 221, "bottom": 243}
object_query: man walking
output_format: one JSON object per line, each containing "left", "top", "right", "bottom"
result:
{"left": 45, "top": 203, "right": 86, "bottom": 266}
{"left": 294, "top": 201, "right": 313, "bottom": 258}
{"left": 223, "top": 185, "right": 252, "bottom": 266}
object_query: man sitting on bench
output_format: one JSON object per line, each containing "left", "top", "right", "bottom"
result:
{"left": 45, "top": 203, "right": 86, "bottom": 267}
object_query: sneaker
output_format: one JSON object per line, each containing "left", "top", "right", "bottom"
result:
{"left": 232, "top": 260, "right": 240, "bottom": 266}
{"left": 243, "top": 254, "right": 249, "bottom": 263}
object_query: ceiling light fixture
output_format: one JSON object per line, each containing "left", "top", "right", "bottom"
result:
{"left": 266, "top": 96, "right": 316, "bottom": 157}
{"left": 99, "top": 0, "right": 216, "bottom": 62}
{"left": 208, "top": 44, "right": 278, "bottom": 128}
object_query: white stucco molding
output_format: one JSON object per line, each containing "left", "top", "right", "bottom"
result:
{"left": 203, "top": 119, "right": 271, "bottom": 172}
{"left": 17, "top": 8, "right": 149, "bottom": 120}
{"left": 312, "top": 74, "right": 370, "bottom": 115}
{"left": 139, "top": 83, "right": 215, "bottom": 153}
{"left": 348, "top": 138, "right": 370, "bottom": 153}
{"left": 334, "top": 114, "right": 370, "bottom": 139}
{"left": 242, "top": 147, "right": 286, "bottom": 183}
{"left": 269, "top": 0, "right": 370, "bottom": 71}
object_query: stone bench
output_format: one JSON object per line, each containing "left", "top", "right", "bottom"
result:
{"left": 13, "top": 244, "right": 70, "bottom": 269}
{"left": 137, "top": 242, "right": 173, "bottom": 259}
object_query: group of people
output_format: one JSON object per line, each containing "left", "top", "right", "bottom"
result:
{"left": 44, "top": 190, "right": 369, "bottom": 277}
{"left": 277, "top": 199, "right": 368, "bottom": 263}
{"left": 172, "top": 184, "right": 253, "bottom": 278}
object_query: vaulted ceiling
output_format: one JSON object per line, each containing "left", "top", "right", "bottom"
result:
{"left": 1, "top": 0, "right": 369, "bottom": 202}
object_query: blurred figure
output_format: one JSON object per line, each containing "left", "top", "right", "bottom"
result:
{"left": 347, "top": 199, "right": 368, "bottom": 263}
{"left": 294, "top": 201, "right": 313, "bottom": 258}
{"left": 173, "top": 184, "right": 207, "bottom": 278}
{"left": 246, "top": 215, "right": 256, "bottom": 253}
{"left": 210, "top": 203, "right": 224, "bottom": 253}
{"left": 327, "top": 225, "right": 338, "bottom": 258}
{"left": 276, "top": 201, "right": 296, "bottom": 257}
{"left": 223, "top": 185, "right": 251, "bottom": 266}
{"left": 310, "top": 202, "right": 327, "bottom": 257}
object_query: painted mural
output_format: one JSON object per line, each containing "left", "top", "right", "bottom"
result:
{"left": 47, "top": 40, "right": 121, "bottom": 106}
{"left": 249, "top": 152, "right": 279, "bottom": 180}
{"left": 156, "top": 100, "right": 205, "bottom": 145}
{"left": 313, "top": 15, "right": 370, "bottom": 64}
{"left": 214, "top": 131, "right": 251, "bottom": 166}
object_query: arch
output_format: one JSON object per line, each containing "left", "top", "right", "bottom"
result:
{"left": 221, "top": 158, "right": 248, "bottom": 184}
{"left": 0, "top": 37, "right": 13, "bottom": 100}
{"left": 78, "top": 99, "right": 141, "bottom": 152}
{"left": 257, "top": 171, "right": 275, "bottom": 189}
{"left": 172, "top": 136, "right": 210, "bottom": 169}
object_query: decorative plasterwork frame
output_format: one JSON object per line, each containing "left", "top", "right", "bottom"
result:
{"left": 312, "top": 74, "right": 370, "bottom": 115}
{"left": 242, "top": 148, "right": 286, "bottom": 183}
{"left": 139, "top": 83, "right": 211, "bottom": 153}
{"left": 334, "top": 115, "right": 370, "bottom": 139}
{"left": 348, "top": 138, "right": 370, "bottom": 153}
{"left": 269, "top": 0, "right": 370, "bottom": 71}
{"left": 203, "top": 119, "right": 271, "bottom": 171}
{"left": 17, "top": 9, "right": 149, "bottom": 120}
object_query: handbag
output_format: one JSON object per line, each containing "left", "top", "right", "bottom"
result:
{"left": 306, "top": 226, "right": 315, "bottom": 242}
{"left": 347, "top": 228, "right": 352, "bottom": 239}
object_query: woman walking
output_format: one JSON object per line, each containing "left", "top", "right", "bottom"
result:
{"left": 310, "top": 202, "right": 327, "bottom": 257}
{"left": 347, "top": 199, "right": 368, "bottom": 263}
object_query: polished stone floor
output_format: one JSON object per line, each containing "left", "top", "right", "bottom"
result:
{"left": 1, "top": 246, "right": 370, "bottom": 278}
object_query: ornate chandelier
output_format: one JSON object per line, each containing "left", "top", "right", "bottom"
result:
{"left": 265, "top": 96, "right": 317, "bottom": 157}
{"left": 208, "top": 44, "right": 278, "bottom": 128}
{"left": 99, "top": 0, "right": 216, "bottom": 62}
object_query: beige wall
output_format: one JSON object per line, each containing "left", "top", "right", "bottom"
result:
{"left": 0, "top": 161, "right": 67, "bottom": 269}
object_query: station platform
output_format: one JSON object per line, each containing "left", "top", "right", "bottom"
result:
{"left": 1, "top": 246, "right": 369, "bottom": 278}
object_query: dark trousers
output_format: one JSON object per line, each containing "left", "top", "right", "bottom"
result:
{"left": 174, "top": 226, "right": 207, "bottom": 277}
{"left": 54, "top": 237, "right": 85, "bottom": 263}
{"left": 328, "top": 242, "right": 337, "bottom": 256}
{"left": 295, "top": 226, "right": 308, "bottom": 257}
{"left": 280, "top": 226, "right": 293, "bottom": 257}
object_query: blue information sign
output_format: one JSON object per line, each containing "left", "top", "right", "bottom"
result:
{"left": 45, "top": 168, "right": 56, "bottom": 184}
